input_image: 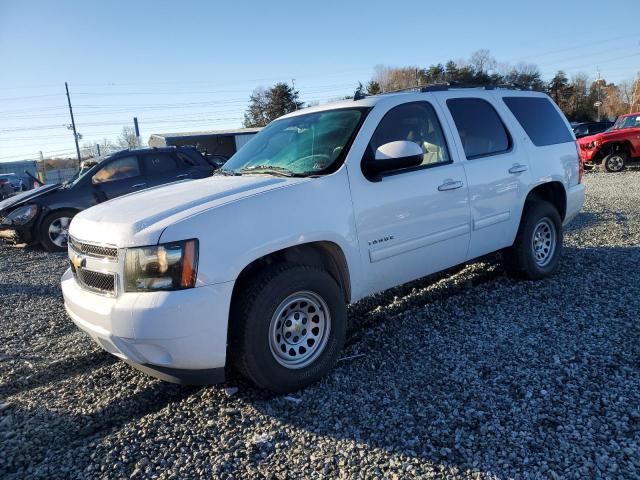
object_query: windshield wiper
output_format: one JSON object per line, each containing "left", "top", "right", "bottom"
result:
{"left": 240, "top": 165, "right": 307, "bottom": 177}
{"left": 214, "top": 168, "right": 242, "bottom": 176}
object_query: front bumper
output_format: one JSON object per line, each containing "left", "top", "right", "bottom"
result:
{"left": 61, "top": 268, "right": 234, "bottom": 384}
{"left": 0, "top": 224, "right": 34, "bottom": 245}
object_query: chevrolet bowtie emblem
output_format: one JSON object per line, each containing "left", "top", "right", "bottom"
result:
{"left": 71, "top": 253, "right": 86, "bottom": 269}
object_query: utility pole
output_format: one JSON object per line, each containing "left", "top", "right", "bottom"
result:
{"left": 65, "top": 82, "right": 82, "bottom": 164}
{"left": 596, "top": 69, "right": 602, "bottom": 122}
{"left": 291, "top": 78, "right": 297, "bottom": 110}
{"left": 96, "top": 144, "right": 101, "bottom": 156}
{"left": 133, "top": 117, "right": 140, "bottom": 147}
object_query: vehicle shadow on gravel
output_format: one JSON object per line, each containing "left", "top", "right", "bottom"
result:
{"left": 0, "top": 351, "right": 116, "bottom": 397}
{"left": 1, "top": 381, "right": 199, "bottom": 478}
{"left": 239, "top": 244, "right": 640, "bottom": 478}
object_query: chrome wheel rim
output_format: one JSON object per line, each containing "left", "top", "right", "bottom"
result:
{"left": 531, "top": 217, "right": 556, "bottom": 267}
{"left": 269, "top": 291, "right": 331, "bottom": 369}
{"left": 48, "top": 217, "right": 71, "bottom": 248}
{"left": 607, "top": 155, "right": 624, "bottom": 171}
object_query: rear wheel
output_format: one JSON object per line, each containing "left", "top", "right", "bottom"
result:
{"left": 502, "top": 200, "right": 562, "bottom": 280}
{"left": 40, "top": 209, "right": 75, "bottom": 252}
{"left": 601, "top": 152, "right": 627, "bottom": 172}
{"left": 229, "top": 263, "right": 346, "bottom": 393}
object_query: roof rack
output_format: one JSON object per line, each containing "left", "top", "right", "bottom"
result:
{"left": 353, "top": 82, "right": 530, "bottom": 100}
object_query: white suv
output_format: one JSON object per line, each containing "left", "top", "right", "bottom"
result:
{"left": 62, "top": 87, "right": 585, "bottom": 392}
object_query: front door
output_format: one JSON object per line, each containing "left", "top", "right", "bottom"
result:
{"left": 91, "top": 155, "right": 146, "bottom": 202}
{"left": 347, "top": 99, "right": 471, "bottom": 295}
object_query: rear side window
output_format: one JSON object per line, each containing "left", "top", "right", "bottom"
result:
{"left": 446, "top": 98, "right": 510, "bottom": 159}
{"left": 142, "top": 153, "right": 178, "bottom": 175}
{"left": 503, "top": 97, "right": 574, "bottom": 146}
{"left": 176, "top": 152, "right": 199, "bottom": 167}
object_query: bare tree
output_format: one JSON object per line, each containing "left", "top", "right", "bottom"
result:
{"left": 373, "top": 65, "right": 420, "bottom": 92}
{"left": 619, "top": 79, "right": 634, "bottom": 110}
{"left": 81, "top": 142, "right": 99, "bottom": 159}
{"left": 470, "top": 49, "right": 496, "bottom": 73}
{"left": 632, "top": 74, "right": 640, "bottom": 112}
{"left": 117, "top": 126, "right": 140, "bottom": 149}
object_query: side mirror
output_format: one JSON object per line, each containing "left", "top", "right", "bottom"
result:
{"left": 368, "top": 140, "right": 423, "bottom": 175}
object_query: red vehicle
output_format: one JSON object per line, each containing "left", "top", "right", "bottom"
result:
{"left": 577, "top": 112, "right": 640, "bottom": 172}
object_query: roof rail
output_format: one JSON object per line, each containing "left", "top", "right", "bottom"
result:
{"left": 353, "top": 82, "right": 531, "bottom": 100}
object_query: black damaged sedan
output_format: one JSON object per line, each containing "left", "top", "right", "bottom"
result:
{"left": 0, "top": 147, "right": 214, "bottom": 252}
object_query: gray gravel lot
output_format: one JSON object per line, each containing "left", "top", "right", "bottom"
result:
{"left": 1, "top": 171, "right": 639, "bottom": 479}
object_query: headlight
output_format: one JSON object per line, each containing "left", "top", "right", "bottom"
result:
{"left": 2, "top": 204, "right": 38, "bottom": 226}
{"left": 124, "top": 239, "right": 198, "bottom": 292}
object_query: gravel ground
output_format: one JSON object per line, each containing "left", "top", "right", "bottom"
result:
{"left": 1, "top": 171, "right": 639, "bottom": 479}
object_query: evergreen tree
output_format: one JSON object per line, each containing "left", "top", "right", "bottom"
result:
{"left": 243, "top": 82, "right": 303, "bottom": 127}
{"left": 366, "top": 80, "right": 381, "bottom": 95}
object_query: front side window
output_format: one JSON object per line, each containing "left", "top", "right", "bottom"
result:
{"left": 222, "top": 108, "right": 366, "bottom": 176}
{"left": 447, "top": 98, "right": 511, "bottom": 159}
{"left": 369, "top": 102, "right": 450, "bottom": 167}
{"left": 92, "top": 156, "right": 140, "bottom": 184}
{"left": 142, "top": 153, "right": 178, "bottom": 175}
{"left": 503, "top": 96, "right": 573, "bottom": 146}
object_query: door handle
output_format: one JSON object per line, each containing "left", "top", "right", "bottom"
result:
{"left": 438, "top": 180, "right": 464, "bottom": 191}
{"left": 176, "top": 174, "right": 189, "bottom": 179}
{"left": 508, "top": 164, "right": 528, "bottom": 174}
{"left": 132, "top": 183, "right": 146, "bottom": 188}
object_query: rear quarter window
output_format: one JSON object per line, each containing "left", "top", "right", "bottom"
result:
{"left": 503, "top": 97, "right": 574, "bottom": 146}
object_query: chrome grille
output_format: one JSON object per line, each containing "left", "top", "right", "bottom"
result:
{"left": 75, "top": 268, "right": 116, "bottom": 295}
{"left": 69, "top": 237, "right": 118, "bottom": 259}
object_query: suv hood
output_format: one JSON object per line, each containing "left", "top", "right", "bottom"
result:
{"left": 70, "top": 175, "right": 307, "bottom": 247}
{"left": 0, "top": 184, "right": 61, "bottom": 212}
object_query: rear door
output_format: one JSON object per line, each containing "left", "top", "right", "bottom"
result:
{"left": 435, "top": 93, "right": 533, "bottom": 260}
{"left": 90, "top": 155, "right": 146, "bottom": 202}
{"left": 141, "top": 152, "right": 182, "bottom": 187}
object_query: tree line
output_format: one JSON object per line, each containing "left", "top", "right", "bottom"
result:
{"left": 243, "top": 49, "right": 640, "bottom": 126}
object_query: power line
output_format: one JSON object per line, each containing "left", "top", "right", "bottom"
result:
{"left": 503, "top": 33, "right": 638, "bottom": 62}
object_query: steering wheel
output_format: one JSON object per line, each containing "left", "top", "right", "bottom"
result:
{"left": 288, "top": 154, "right": 331, "bottom": 172}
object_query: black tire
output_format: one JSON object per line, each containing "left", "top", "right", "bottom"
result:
{"left": 229, "top": 263, "right": 347, "bottom": 393}
{"left": 40, "top": 209, "right": 75, "bottom": 252}
{"left": 502, "top": 200, "right": 563, "bottom": 280}
{"left": 601, "top": 152, "right": 627, "bottom": 172}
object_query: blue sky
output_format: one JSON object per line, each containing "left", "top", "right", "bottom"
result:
{"left": 0, "top": 0, "right": 638, "bottom": 161}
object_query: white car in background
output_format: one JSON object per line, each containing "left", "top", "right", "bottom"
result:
{"left": 62, "top": 87, "right": 585, "bottom": 392}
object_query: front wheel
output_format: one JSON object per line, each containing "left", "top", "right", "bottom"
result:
{"left": 502, "top": 200, "right": 562, "bottom": 280}
{"left": 40, "top": 209, "right": 75, "bottom": 252}
{"left": 601, "top": 152, "right": 627, "bottom": 172}
{"left": 229, "top": 264, "right": 346, "bottom": 393}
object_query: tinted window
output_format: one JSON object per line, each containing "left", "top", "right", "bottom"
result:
{"left": 92, "top": 156, "right": 140, "bottom": 184}
{"left": 370, "top": 102, "right": 450, "bottom": 167}
{"left": 143, "top": 153, "right": 178, "bottom": 174}
{"left": 503, "top": 97, "right": 574, "bottom": 146}
{"left": 447, "top": 98, "right": 510, "bottom": 159}
{"left": 574, "top": 125, "right": 589, "bottom": 137}
{"left": 176, "top": 152, "right": 198, "bottom": 167}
